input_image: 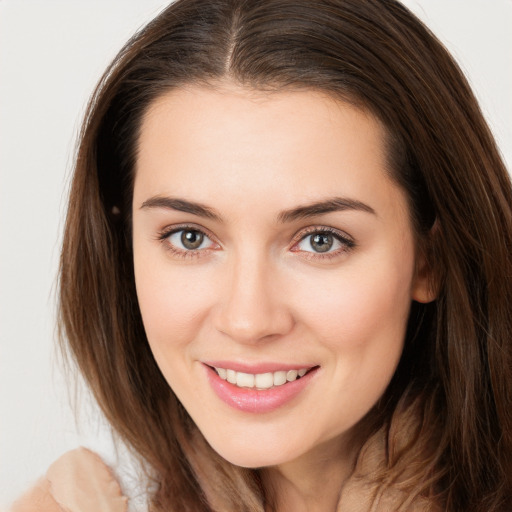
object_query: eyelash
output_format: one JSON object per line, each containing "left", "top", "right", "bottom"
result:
{"left": 156, "top": 224, "right": 356, "bottom": 261}
{"left": 157, "top": 224, "right": 219, "bottom": 259}
{"left": 290, "top": 226, "right": 355, "bottom": 260}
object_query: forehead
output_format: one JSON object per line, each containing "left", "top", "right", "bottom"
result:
{"left": 138, "top": 84, "right": 384, "bottom": 163}
{"left": 134, "top": 84, "right": 404, "bottom": 219}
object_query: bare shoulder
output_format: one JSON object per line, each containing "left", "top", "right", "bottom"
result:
{"left": 9, "top": 448, "right": 128, "bottom": 512}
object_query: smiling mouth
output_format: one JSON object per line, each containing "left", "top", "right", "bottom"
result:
{"left": 211, "top": 366, "right": 315, "bottom": 390}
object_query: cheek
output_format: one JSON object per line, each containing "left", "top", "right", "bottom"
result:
{"left": 296, "top": 261, "right": 413, "bottom": 346}
{"left": 290, "top": 246, "right": 415, "bottom": 414}
{"left": 134, "top": 257, "right": 214, "bottom": 359}
{"left": 291, "top": 254, "right": 414, "bottom": 429}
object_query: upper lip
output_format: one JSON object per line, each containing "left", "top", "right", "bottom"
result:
{"left": 202, "top": 360, "right": 318, "bottom": 374}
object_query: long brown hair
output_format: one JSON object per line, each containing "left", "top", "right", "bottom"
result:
{"left": 59, "top": 1, "right": 512, "bottom": 510}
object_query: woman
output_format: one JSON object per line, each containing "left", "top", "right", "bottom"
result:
{"left": 11, "top": 0, "right": 512, "bottom": 511}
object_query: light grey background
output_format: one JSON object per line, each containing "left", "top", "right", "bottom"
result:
{"left": 1, "top": 0, "right": 511, "bottom": 508}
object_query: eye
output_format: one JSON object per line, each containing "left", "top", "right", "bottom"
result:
{"left": 292, "top": 228, "right": 355, "bottom": 256}
{"left": 300, "top": 232, "right": 338, "bottom": 253}
{"left": 161, "top": 227, "right": 217, "bottom": 253}
{"left": 170, "top": 229, "right": 207, "bottom": 250}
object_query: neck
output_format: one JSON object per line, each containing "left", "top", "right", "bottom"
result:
{"left": 261, "top": 428, "right": 362, "bottom": 512}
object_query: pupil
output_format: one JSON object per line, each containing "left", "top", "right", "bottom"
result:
{"left": 181, "top": 230, "right": 203, "bottom": 249}
{"left": 311, "top": 233, "right": 333, "bottom": 253}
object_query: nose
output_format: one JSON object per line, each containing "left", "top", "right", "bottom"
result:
{"left": 213, "top": 253, "right": 294, "bottom": 344}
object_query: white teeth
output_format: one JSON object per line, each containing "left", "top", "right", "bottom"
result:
{"left": 273, "top": 371, "right": 287, "bottom": 386}
{"left": 254, "top": 372, "right": 274, "bottom": 389}
{"left": 236, "top": 372, "right": 255, "bottom": 388}
{"left": 214, "top": 367, "right": 311, "bottom": 389}
{"left": 286, "top": 369, "right": 298, "bottom": 381}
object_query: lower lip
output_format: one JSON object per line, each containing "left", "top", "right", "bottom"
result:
{"left": 205, "top": 365, "right": 318, "bottom": 413}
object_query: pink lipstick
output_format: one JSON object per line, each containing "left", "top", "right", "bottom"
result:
{"left": 204, "top": 363, "right": 319, "bottom": 413}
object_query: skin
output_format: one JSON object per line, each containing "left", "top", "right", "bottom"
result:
{"left": 132, "top": 83, "right": 433, "bottom": 512}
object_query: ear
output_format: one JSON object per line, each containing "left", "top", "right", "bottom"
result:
{"left": 411, "top": 222, "right": 439, "bottom": 304}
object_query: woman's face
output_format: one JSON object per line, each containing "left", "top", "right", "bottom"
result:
{"left": 132, "top": 84, "right": 431, "bottom": 468}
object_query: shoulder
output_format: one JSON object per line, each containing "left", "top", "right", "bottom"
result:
{"left": 9, "top": 447, "right": 128, "bottom": 512}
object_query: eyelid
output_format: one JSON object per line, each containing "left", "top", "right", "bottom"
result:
{"left": 291, "top": 225, "right": 355, "bottom": 245}
{"left": 289, "top": 225, "right": 356, "bottom": 257}
{"left": 155, "top": 223, "right": 354, "bottom": 260}
{"left": 157, "top": 223, "right": 221, "bottom": 256}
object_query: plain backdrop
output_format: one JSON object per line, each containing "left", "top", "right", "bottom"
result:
{"left": 1, "top": 0, "right": 511, "bottom": 508}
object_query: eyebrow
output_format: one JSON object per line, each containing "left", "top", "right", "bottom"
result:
{"left": 140, "top": 196, "right": 222, "bottom": 221}
{"left": 277, "top": 197, "right": 376, "bottom": 223}
{"left": 140, "top": 195, "right": 376, "bottom": 223}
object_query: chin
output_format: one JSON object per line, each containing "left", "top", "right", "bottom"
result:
{"left": 218, "top": 451, "right": 286, "bottom": 469}
{"left": 205, "top": 433, "right": 295, "bottom": 469}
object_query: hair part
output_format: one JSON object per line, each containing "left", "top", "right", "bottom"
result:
{"left": 59, "top": 1, "right": 512, "bottom": 510}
